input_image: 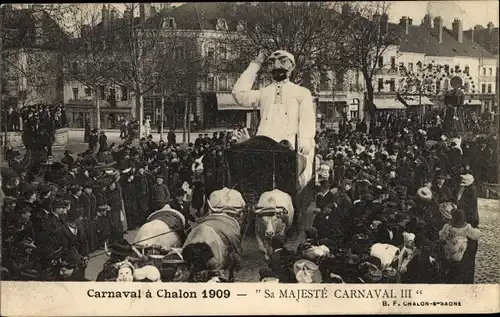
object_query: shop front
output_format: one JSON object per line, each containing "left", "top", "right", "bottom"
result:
{"left": 65, "top": 100, "right": 133, "bottom": 129}
{"left": 373, "top": 97, "right": 406, "bottom": 117}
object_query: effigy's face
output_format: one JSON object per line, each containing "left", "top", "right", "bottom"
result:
{"left": 267, "top": 53, "right": 295, "bottom": 81}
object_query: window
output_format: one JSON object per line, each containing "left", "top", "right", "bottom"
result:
{"left": 483, "top": 68, "right": 486, "bottom": 75}
{"left": 444, "top": 64, "right": 449, "bottom": 72}
{"left": 71, "top": 62, "right": 78, "bottom": 74}
{"left": 482, "top": 84, "right": 486, "bottom": 93}
{"left": 489, "top": 68, "right": 493, "bottom": 76}
{"left": 121, "top": 86, "right": 128, "bottom": 101}
{"left": 390, "top": 57, "right": 396, "bottom": 69}
{"left": 174, "top": 46, "right": 185, "bottom": 59}
{"left": 443, "top": 79, "right": 449, "bottom": 90}
{"left": 350, "top": 111, "right": 359, "bottom": 119}
{"left": 378, "top": 78, "right": 384, "bottom": 91}
{"left": 320, "top": 72, "right": 329, "bottom": 91}
{"left": 417, "top": 62, "right": 422, "bottom": 72}
{"left": 206, "top": 45, "right": 215, "bottom": 58}
{"left": 84, "top": 87, "right": 92, "bottom": 97}
{"left": 408, "top": 62, "right": 414, "bottom": 72}
{"left": 378, "top": 56, "right": 384, "bottom": 68}
{"left": 487, "top": 84, "right": 492, "bottom": 93}
{"left": 99, "top": 85, "right": 105, "bottom": 100}
{"left": 436, "top": 80, "right": 441, "bottom": 92}
{"left": 216, "top": 19, "right": 228, "bottom": 31}
{"left": 162, "top": 18, "right": 176, "bottom": 28}
{"left": 464, "top": 65, "right": 469, "bottom": 74}
{"left": 109, "top": 88, "right": 116, "bottom": 100}
{"left": 389, "top": 78, "right": 395, "bottom": 92}
{"left": 218, "top": 76, "right": 228, "bottom": 91}
{"left": 206, "top": 74, "right": 215, "bottom": 91}
{"left": 72, "top": 87, "right": 79, "bottom": 100}
{"left": 219, "top": 45, "right": 228, "bottom": 60}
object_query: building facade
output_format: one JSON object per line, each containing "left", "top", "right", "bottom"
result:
{"left": 1, "top": 6, "right": 65, "bottom": 110}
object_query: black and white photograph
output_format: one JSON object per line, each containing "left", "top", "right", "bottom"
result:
{"left": 0, "top": 0, "right": 499, "bottom": 295}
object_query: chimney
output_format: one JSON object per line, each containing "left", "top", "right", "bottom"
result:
{"left": 110, "top": 8, "right": 117, "bottom": 24}
{"left": 80, "top": 25, "right": 91, "bottom": 38}
{"left": 341, "top": 3, "right": 351, "bottom": 15}
{"left": 399, "top": 16, "right": 411, "bottom": 34}
{"left": 380, "top": 13, "right": 389, "bottom": 35}
{"left": 101, "top": 4, "right": 109, "bottom": 29}
{"left": 434, "top": 16, "right": 443, "bottom": 43}
{"left": 123, "top": 7, "right": 133, "bottom": 21}
{"left": 422, "top": 14, "right": 432, "bottom": 28}
{"left": 470, "top": 28, "right": 474, "bottom": 42}
{"left": 487, "top": 22, "right": 494, "bottom": 32}
{"left": 452, "top": 18, "right": 463, "bottom": 43}
{"left": 140, "top": 3, "right": 151, "bottom": 21}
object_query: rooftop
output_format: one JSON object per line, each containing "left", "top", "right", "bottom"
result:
{"left": 395, "top": 22, "right": 495, "bottom": 59}
{"left": 464, "top": 26, "right": 499, "bottom": 55}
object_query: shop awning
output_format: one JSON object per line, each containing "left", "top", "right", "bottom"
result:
{"left": 464, "top": 99, "right": 482, "bottom": 106}
{"left": 217, "top": 93, "right": 254, "bottom": 111}
{"left": 373, "top": 97, "right": 405, "bottom": 110}
{"left": 401, "top": 96, "right": 434, "bottom": 106}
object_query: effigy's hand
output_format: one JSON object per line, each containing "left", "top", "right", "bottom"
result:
{"left": 234, "top": 128, "right": 251, "bottom": 143}
{"left": 253, "top": 49, "right": 268, "bottom": 65}
{"left": 298, "top": 138, "right": 312, "bottom": 156}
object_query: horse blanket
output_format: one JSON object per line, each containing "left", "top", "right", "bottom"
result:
{"left": 147, "top": 207, "right": 186, "bottom": 240}
{"left": 186, "top": 213, "right": 242, "bottom": 254}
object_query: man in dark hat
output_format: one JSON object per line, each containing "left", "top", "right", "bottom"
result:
{"left": 94, "top": 182, "right": 111, "bottom": 248}
{"left": 170, "top": 188, "right": 192, "bottom": 224}
{"left": 98, "top": 130, "right": 108, "bottom": 153}
{"left": 167, "top": 128, "right": 176, "bottom": 146}
{"left": 134, "top": 162, "right": 150, "bottom": 224}
{"left": 151, "top": 175, "right": 170, "bottom": 211}
{"left": 432, "top": 172, "right": 453, "bottom": 203}
{"left": 120, "top": 168, "right": 139, "bottom": 230}
{"left": 195, "top": 133, "right": 204, "bottom": 148}
{"left": 89, "top": 129, "right": 99, "bottom": 152}
{"left": 146, "top": 134, "right": 157, "bottom": 150}
{"left": 60, "top": 206, "right": 89, "bottom": 279}
{"left": 68, "top": 184, "right": 84, "bottom": 212}
{"left": 60, "top": 150, "right": 75, "bottom": 168}
{"left": 81, "top": 180, "right": 98, "bottom": 252}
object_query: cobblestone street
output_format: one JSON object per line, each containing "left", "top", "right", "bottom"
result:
{"left": 475, "top": 199, "right": 500, "bottom": 284}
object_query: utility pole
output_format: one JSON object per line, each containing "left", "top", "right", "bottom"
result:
{"left": 160, "top": 93, "right": 164, "bottom": 141}
{"left": 187, "top": 101, "right": 191, "bottom": 143}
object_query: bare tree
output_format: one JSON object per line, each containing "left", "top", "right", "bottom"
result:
{"left": 105, "top": 4, "right": 204, "bottom": 137}
{"left": 219, "top": 2, "right": 347, "bottom": 91}
{"left": 339, "top": 1, "right": 403, "bottom": 127}
{"left": 60, "top": 4, "right": 118, "bottom": 129}
{"left": 1, "top": 4, "right": 71, "bottom": 108}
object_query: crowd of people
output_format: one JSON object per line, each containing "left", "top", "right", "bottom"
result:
{"left": 0, "top": 106, "right": 497, "bottom": 283}
{"left": 259, "top": 112, "right": 497, "bottom": 284}
{"left": 0, "top": 129, "right": 230, "bottom": 281}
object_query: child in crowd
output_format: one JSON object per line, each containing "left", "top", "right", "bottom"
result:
{"left": 438, "top": 208, "right": 480, "bottom": 283}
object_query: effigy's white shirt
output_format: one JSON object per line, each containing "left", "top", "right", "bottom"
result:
{"left": 232, "top": 62, "right": 316, "bottom": 188}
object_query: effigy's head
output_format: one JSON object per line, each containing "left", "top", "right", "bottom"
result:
{"left": 267, "top": 50, "right": 295, "bottom": 81}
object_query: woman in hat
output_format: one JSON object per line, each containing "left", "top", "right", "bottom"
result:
{"left": 439, "top": 208, "right": 480, "bottom": 283}
{"left": 81, "top": 180, "right": 98, "bottom": 252}
{"left": 105, "top": 181, "right": 125, "bottom": 242}
{"left": 134, "top": 162, "right": 150, "bottom": 224}
{"left": 456, "top": 174, "right": 479, "bottom": 283}
{"left": 120, "top": 168, "right": 139, "bottom": 230}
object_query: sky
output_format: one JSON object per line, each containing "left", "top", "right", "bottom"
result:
{"left": 388, "top": 1, "right": 499, "bottom": 30}
{"left": 13, "top": 2, "right": 498, "bottom": 32}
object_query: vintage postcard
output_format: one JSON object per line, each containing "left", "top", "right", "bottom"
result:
{"left": 0, "top": 1, "right": 499, "bottom": 315}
